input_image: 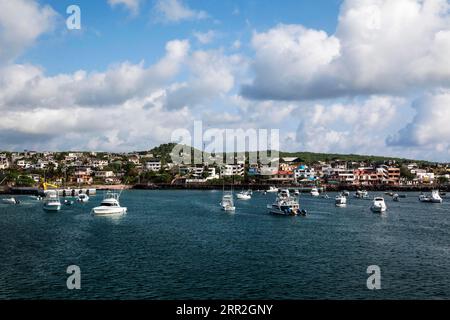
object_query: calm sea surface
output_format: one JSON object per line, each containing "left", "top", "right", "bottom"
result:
{"left": 0, "top": 190, "right": 449, "bottom": 299}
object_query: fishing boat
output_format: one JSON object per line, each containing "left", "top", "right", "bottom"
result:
{"left": 354, "top": 190, "right": 369, "bottom": 199}
{"left": 236, "top": 190, "right": 252, "bottom": 200}
{"left": 1, "top": 197, "right": 20, "bottom": 205}
{"left": 266, "top": 186, "right": 279, "bottom": 193}
{"left": 371, "top": 197, "right": 387, "bottom": 213}
{"left": 310, "top": 187, "right": 320, "bottom": 197}
{"left": 76, "top": 193, "right": 89, "bottom": 203}
{"left": 42, "top": 191, "right": 62, "bottom": 211}
{"left": 220, "top": 192, "right": 236, "bottom": 211}
{"left": 335, "top": 194, "right": 347, "bottom": 207}
{"left": 267, "top": 189, "right": 305, "bottom": 216}
{"left": 92, "top": 191, "right": 127, "bottom": 216}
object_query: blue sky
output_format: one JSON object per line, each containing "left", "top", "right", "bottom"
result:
{"left": 1, "top": 0, "right": 450, "bottom": 161}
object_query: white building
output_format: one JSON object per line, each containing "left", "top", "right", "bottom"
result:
{"left": 221, "top": 162, "right": 245, "bottom": 176}
{"left": 146, "top": 160, "right": 162, "bottom": 172}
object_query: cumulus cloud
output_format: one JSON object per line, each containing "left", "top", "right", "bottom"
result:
{"left": 243, "top": 0, "right": 450, "bottom": 100}
{"left": 193, "top": 30, "right": 216, "bottom": 44}
{"left": 0, "top": 40, "right": 190, "bottom": 110}
{"left": 108, "top": 0, "right": 141, "bottom": 15}
{"left": 164, "top": 50, "right": 245, "bottom": 110}
{"left": 387, "top": 91, "right": 450, "bottom": 153}
{"left": 0, "top": 0, "right": 57, "bottom": 64}
{"left": 154, "top": 0, "right": 208, "bottom": 23}
{"left": 295, "top": 96, "right": 405, "bottom": 154}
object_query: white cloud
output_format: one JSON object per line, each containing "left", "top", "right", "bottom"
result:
{"left": 108, "top": 0, "right": 141, "bottom": 15}
{"left": 0, "top": 39, "right": 190, "bottom": 110}
{"left": 243, "top": 0, "right": 450, "bottom": 100}
{"left": 387, "top": 90, "right": 450, "bottom": 153}
{"left": 193, "top": 30, "right": 216, "bottom": 44}
{"left": 154, "top": 0, "right": 208, "bottom": 23}
{"left": 295, "top": 96, "right": 405, "bottom": 154}
{"left": 0, "top": 0, "right": 57, "bottom": 64}
{"left": 164, "top": 49, "right": 245, "bottom": 110}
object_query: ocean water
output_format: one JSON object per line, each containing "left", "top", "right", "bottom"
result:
{"left": 0, "top": 190, "right": 449, "bottom": 300}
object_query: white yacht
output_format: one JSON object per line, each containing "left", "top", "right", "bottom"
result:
{"left": 220, "top": 192, "right": 235, "bottom": 211}
{"left": 419, "top": 190, "right": 443, "bottom": 203}
{"left": 266, "top": 186, "right": 279, "bottom": 193}
{"left": 43, "top": 191, "right": 62, "bottom": 211}
{"left": 354, "top": 190, "right": 369, "bottom": 199}
{"left": 371, "top": 197, "right": 387, "bottom": 213}
{"left": 76, "top": 193, "right": 89, "bottom": 203}
{"left": 267, "top": 189, "right": 305, "bottom": 216}
{"left": 1, "top": 197, "right": 19, "bottom": 205}
{"left": 335, "top": 194, "right": 347, "bottom": 207}
{"left": 236, "top": 190, "right": 252, "bottom": 200}
{"left": 310, "top": 187, "right": 320, "bottom": 197}
{"left": 92, "top": 191, "right": 127, "bottom": 216}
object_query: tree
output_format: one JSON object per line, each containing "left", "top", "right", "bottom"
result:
{"left": 437, "top": 176, "right": 449, "bottom": 185}
{"left": 400, "top": 165, "right": 414, "bottom": 181}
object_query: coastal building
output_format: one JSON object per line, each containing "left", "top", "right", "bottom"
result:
{"left": 146, "top": 159, "right": 162, "bottom": 172}
{"left": 294, "top": 165, "right": 317, "bottom": 181}
{"left": 221, "top": 162, "right": 245, "bottom": 177}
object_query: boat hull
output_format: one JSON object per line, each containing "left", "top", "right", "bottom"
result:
{"left": 92, "top": 207, "right": 127, "bottom": 216}
{"left": 43, "top": 205, "right": 61, "bottom": 211}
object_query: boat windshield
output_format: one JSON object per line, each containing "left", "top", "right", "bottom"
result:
{"left": 100, "top": 202, "right": 117, "bottom": 207}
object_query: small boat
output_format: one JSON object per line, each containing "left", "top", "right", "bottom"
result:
{"left": 92, "top": 191, "right": 127, "bottom": 216}
{"left": 354, "top": 190, "right": 369, "bottom": 199}
{"left": 322, "top": 193, "right": 329, "bottom": 199}
{"left": 371, "top": 197, "right": 387, "bottom": 213}
{"left": 76, "top": 193, "right": 89, "bottom": 203}
{"left": 43, "top": 191, "right": 62, "bottom": 211}
{"left": 220, "top": 192, "right": 236, "bottom": 212}
{"left": 335, "top": 194, "right": 347, "bottom": 207}
{"left": 64, "top": 199, "right": 74, "bottom": 206}
{"left": 1, "top": 197, "right": 20, "bottom": 205}
{"left": 342, "top": 190, "right": 350, "bottom": 197}
{"left": 393, "top": 194, "right": 399, "bottom": 202}
{"left": 267, "top": 189, "right": 303, "bottom": 216}
{"left": 431, "top": 190, "right": 443, "bottom": 203}
{"left": 310, "top": 187, "right": 320, "bottom": 197}
{"left": 266, "top": 186, "right": 279, "bottom": 193}
{"left": 236, "top": 190, "right": 252, "bottom": 200}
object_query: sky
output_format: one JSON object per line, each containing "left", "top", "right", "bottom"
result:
{"left": 0, "top": 0, "right": 450, "bottom": 162}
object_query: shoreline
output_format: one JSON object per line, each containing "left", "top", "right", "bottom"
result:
{"left": 1, "top": 184, "right": 448, "bottom": 195}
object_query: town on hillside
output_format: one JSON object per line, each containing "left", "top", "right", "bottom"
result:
{"left": 1, "top": 144, "right": 449, "bottom": 191}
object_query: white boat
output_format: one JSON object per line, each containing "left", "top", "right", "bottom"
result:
{"left": 267, "top": 189, "right": 305, "bottom": 216}
{"left": 266, "top": 186, "right": 279, "bottom": 193}
{"left": 335, "top": 194, "right": 347, "bottom": 207}
{"left": 354, "top": 190, "right": 369, "bottom": 199}
{"left": 92, "top": 191, "right": 127, "bottom": 216}
{"left": 1, "top": 197, "right": 20, "bottom": 205}
{"left": 421, "top": 190, "right": 443, "bottom": 203}
{"left": 236, "top": 190, "right": 252, "bottom": 200}
{"left": 220, "top": 192, "right": 236, "bottom": 211}
{"left": 76, "top": 193, "right": 89, "bottom": 203}
{"left": 371, "top": 197, "right": 387, "bottom": 213}
{"left": 310, "top": 187, "right": 320, "bottom": 197}
{"left": 43, "top": 191, "right": 62, "bottom": 211}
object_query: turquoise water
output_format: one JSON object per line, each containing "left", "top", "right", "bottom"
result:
{"left": 0, "top": 190, "right": 449, "bottom": 299}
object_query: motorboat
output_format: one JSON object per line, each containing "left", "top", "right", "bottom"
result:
{"left": 43, "top": 191, "right": 62, "bottom": 211}
{"left": 431, "top": 190, "right": 443, "bottom": 203}
{"left": 266, "top": 186, "right": 279, "bottom": 193}
{"left": 335, "top": 194, "right": 347, "bottom": 207}
{"left": 92, "top": 191, "right": 127, "bottom": 216}
{"left": 354, "top": 190, "right": 369, "bottom": 199}
{"left": 393, "top": 194, "right": 399, "bottom": 202}
{"left": 220, "top": 192, "right": 235, "bottom": 211}
{"left": 1, "top": 197, "right": 20, "bottom": 205}
{"left": 267, "top": 189, "right": 305, "bottom": 216}
{"left": 76, "top": 193, "right": 89, "bottom": 203}
{"left": 371, "top": 197, "right": 387, "bottom": 213}
{"left": 310, "top": 187, "right": 320, "bottom": 197}
{"left": 342, "top": 190, "right": 350, "bottom": 197}
{"left": 236, "top": 190, "right": 252, "bottom": 200}
{"left": 64, "top": 199, "right": 74, "bottom": 206}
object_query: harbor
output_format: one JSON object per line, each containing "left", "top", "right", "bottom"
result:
{"left": 0, "top": 189, "right": 449, "bottom": 299}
